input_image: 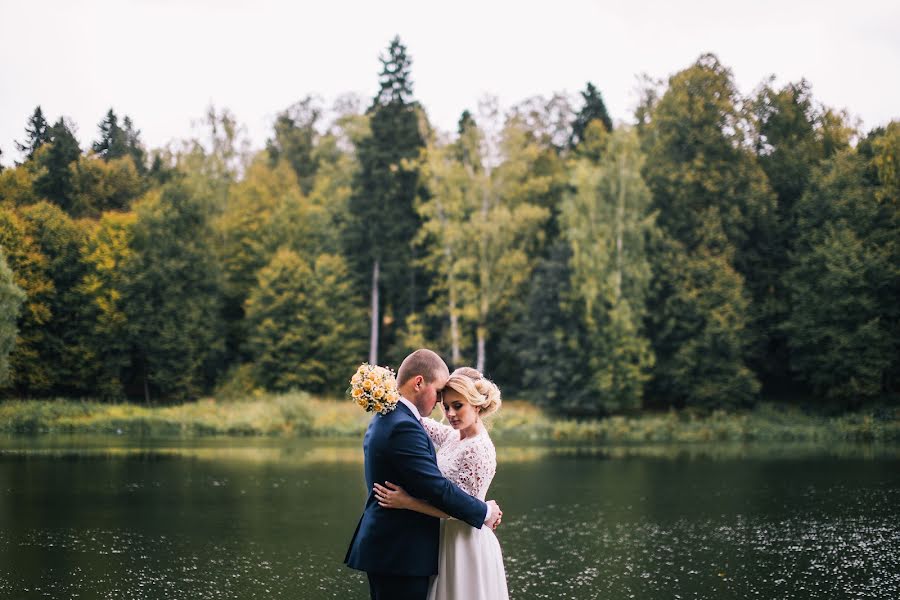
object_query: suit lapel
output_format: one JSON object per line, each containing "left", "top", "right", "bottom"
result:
{"left": 396, "top": 402, "right": 437, "bottom": 458}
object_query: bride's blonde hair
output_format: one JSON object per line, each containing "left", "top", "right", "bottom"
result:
{"left": 446, "top": 367, "right": 502, "bottom": 418}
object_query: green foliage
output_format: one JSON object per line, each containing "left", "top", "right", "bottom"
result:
{"left": 15, "top": 106, "right": 51, "bottom": 161}
{"left": 69, "top": 155, "right": 147, "bottom": 217}
{"left": 122, "top": 182, "right": 225, "bottom": 401}
{"left": 0, "top": 249, "right": 26, "bottom": 386}
{"left": 784, "top": 125, "right": 899, "bottom": 404}
{"left": 501, "top": 240, "right": 595, "bottom": 412}
{"left": 16, "top": 202, "right": 93, "bottom": 394}
{"left": 0, "top": 207, "right": 51, "bottom": 391}
{"left": 647, "top": 225, "right": 760, "bottom": 410}
{"left": 0, "top": 203, "right": 91, "bottom": 394}
{"left": 641, "top": 54, "right": 769, "bottom": 408}
{"left": 562, "top": 129, "right": 656, "bottom": 412}
{"left": 749, "top": 79, "right": 855, "bottom": 390}
{"left": 93, "top": 109, "right": 130, "bottom": 161}
{"left": 1, "top": 54, "right": 895, "bottom": 416}
{"left": 33, "top": 118, "right": 82, "bottom": 211}
{"left": 78, "top": 211, "right": 138, "bottom": 399}
{"left": 0, "top": 163, "right": 39, "bottom": 207}
{"left": 344, "top": 36, "right": 428, "bottom": 363}
{"left": 245, "top": 249, "right": 365, "bottom": 394}
{"left": 570, "top": 82, "right": 613, "bottom": 150}
{"left": 266, "top": 97, "right": 321, "bottom": 194}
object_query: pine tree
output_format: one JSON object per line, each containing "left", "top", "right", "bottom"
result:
{"left": 569, "top": 82, "right": 613, "bottom": 150}
{"left": 344, "top": 36, "right": 428, "bottom": 365}
{"left": 93, "top": 109, "right": 130, "bottom": 161}
{"left": 15, "top": 106, "right": 51, "bottom": 161}
{"left": 121, "top": 116, "right": 147, "bottom": 172}
{"left": 34, "top": 118, "right": 81, "bottom": 211}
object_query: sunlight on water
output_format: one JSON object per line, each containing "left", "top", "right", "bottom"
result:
{"left": 0, "top": 437, "right": 897, "bottom": 599}
{"left": 499, "top": 493, "right": 900, "bottom": 600}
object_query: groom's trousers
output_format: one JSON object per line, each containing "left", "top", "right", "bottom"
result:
{"left": 367, "top": 572, "right": 430, "bottom": 600}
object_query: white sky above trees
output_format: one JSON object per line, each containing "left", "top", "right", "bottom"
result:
{"left": 1, "top": 0, "right": 898, "bottom": 162}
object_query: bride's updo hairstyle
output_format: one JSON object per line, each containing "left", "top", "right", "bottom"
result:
{"left": 446, "top": 367, "right": 502, "bottom": 418}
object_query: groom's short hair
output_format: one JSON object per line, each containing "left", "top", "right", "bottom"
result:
{"left": 397, "top": 349, "right": 448, "bottom": 386}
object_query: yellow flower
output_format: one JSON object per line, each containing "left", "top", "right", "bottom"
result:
{"left": 373, "top": 387, "right": 385, "bottom": 399}
{"left": 386, "top": 391, "right": 399, "bottom": 403}
{"left": 373, "top": 402, "right": 384, "bottom": 413}
{"left": 351, "top": 373, "right": 363, "bottom": 385}
{"left": 357, "top": 364, "right": 368, "bottom": 375}
{"left": 351, "top": 387, "right": 363, "bottom": 398}
{"left": 362, "top": 379, "right": 374, "bottom": 392}
{"left": 357, "top": 397, "right": 368, "bottom": 408}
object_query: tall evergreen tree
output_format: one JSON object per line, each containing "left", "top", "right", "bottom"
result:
{"left": 93, "top": 109, "right": 129, "bottom": 161}
{"left": 33, "top": 118, "right": 81, "bottom": 211}
{"left": 569, "top": 82, "right": 613, "bottom": 150}
{"left": 15, "top": 106, "right": 51, "bottom": 161}
{"left": 121, "top": 116, "right": 147, "bottom": 172}
{"left": 344, "top": 36, "right": 428, "bottom": 365}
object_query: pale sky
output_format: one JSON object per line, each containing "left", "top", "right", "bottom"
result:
{"left": 1, "top": 0, "right": 898, "bottom": 163}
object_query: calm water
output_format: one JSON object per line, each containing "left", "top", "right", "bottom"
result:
{"left": 0, "top": 436, "right": 898, "bottom": 600}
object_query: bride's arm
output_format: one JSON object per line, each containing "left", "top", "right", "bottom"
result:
{"left": 420, "top": 417, "right": 455, "bottom": 447}
{"left": 374, "top": 481, "right": 453, "bottom": 519}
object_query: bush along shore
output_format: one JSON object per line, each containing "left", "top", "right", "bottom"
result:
{"left": 1, "top": 394, "right": 898, "bottom": 444}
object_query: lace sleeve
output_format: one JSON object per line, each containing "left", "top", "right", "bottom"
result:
{"left": 452, "top": 438, "right": 497, "bottom": 499}
{"left": 420, "top": 417, "right": 456, "bottom": 447}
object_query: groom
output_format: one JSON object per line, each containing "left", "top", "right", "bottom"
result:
{"left": 345, "top": 348, "right": 502, "bottom": 600}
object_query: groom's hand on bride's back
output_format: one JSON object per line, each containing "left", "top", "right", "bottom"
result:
{"left": 485, "top": 500, "right": 503, "bottom": 529}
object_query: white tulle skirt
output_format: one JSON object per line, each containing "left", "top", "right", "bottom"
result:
{"left": 427, "top": 518, "right": 509, "bottom": 600}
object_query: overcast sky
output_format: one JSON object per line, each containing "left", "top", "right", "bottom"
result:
{"left": 1, "top": 0, "right": 898, "bottom": 163}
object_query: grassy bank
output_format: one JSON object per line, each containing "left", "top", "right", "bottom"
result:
{"left": 1, "top": 394, "right": 898, "bottom": 443}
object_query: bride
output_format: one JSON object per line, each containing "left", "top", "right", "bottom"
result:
{"left": 373, "top": 367, "right": 509, "bottom": 600}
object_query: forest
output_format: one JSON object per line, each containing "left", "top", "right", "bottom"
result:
{"left": 1, "top": 37, "right": 897, "bottom": 416}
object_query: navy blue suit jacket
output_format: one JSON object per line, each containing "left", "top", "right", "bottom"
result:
{"left": 344, "top": 402, "right": 487, "bottom": 576}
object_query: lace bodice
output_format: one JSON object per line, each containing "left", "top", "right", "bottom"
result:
{"left": 421, "top": 418, "right": 497, "bottom": 500}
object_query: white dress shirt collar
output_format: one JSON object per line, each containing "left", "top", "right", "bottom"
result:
{"left": 398, "top": 396, "right": 422, "bottom": 419}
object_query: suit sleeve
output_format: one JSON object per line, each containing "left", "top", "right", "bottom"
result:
{"left": 388, "top": 419, "right": 487, "bottom": 529}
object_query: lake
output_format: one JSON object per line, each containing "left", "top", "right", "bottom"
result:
{"left": 1, "top": 435, "right": 898, "bottom": 599}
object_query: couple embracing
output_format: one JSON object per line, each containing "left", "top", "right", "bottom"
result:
{"left": 345, "top": 349, "right": 509, "bottom": 600}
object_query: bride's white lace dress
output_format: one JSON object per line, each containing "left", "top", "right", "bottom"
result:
{"left": 421, "top": 418, "right": 509, "bottom": 600}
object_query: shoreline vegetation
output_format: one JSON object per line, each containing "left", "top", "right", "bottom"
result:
{"left": 1, "top": 395, "right": 898, "bottom": 444}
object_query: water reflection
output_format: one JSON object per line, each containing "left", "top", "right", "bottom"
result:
{"left": 0, "top": 436, "right": 897, "bottom": 599}
{"left": 2, "top": 435, "right": 899, "bottom": 465}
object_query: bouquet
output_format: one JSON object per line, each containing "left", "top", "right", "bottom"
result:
{"left": 349, "top": 363, "right": 400, "bottom": 415}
